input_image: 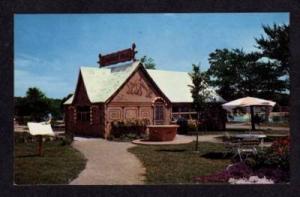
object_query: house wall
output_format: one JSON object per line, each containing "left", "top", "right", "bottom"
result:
{"left": 171, "top": 103, "right": 226, "bottom": 131}
{"left": 65, "top": 75, "right": 105, "bottom": 137}
{"left": 104, "top": 69, "right": 171, "bottom": 137}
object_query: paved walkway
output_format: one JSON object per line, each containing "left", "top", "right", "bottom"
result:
{"left": 70, "top": 137, "right": 146, "bottom": 185}
{"left": 69, "top": 135, "right": 222, "bottom": 185}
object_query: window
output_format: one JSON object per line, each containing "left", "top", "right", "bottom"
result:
{"left": 154, "top": 104, "right": 164, "bottom": 124}
{"left": 77, "top": 106, "right": 90, "bottom": 122}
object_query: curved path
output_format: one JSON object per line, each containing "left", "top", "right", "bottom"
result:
{"left": 70, "top": 137, "right": 146, "bottom": 185}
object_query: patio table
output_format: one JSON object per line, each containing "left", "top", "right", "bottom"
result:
{"left": 231, "top": 133, "right": 266, "bottom": 147}
{"left": 230, "top": 133, "right": 267, "bottom": 161}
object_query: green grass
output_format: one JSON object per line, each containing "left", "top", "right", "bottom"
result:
{"left": 128, "top": 141, "right": 231, "bottom": 184}
{"left": 14, "top": 140, "right": 87, "bottom": 185}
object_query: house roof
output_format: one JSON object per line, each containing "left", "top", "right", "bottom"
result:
{"left": 64, "top": 62, "right": 225, "bottom": 105}
{"left": 146, "top": 69, "right": 226, "bottom": 103}
{"left": 64, "top": 61, "right": 140, "bottom": 104}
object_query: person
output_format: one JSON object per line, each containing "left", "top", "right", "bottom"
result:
{"left": 43, "top": 112, "right": 52, "bottom": 124}
{"left": 254, "top": 113, "right": 261, "bottom": 126}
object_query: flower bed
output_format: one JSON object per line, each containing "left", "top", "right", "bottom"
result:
{"left": 194, "top": 136, "right": 290, "bottom": 184}
{"left": 228, "top": 176, "right": 274, "bottom": 184}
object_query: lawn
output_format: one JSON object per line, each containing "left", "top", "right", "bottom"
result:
{"left": 14, "top": 139, "right": 87, "bottom": 185}
{"left": 128, "top": 141, "right": 231, "bottom": 184}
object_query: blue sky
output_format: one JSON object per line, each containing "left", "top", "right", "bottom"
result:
{"left": 14, "top": 13, "right": 289, "bottom": 99}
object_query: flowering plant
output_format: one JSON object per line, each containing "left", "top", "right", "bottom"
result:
{"left": 251, "top": 136, "right": 290, "bottom": 171}
{"left": 228, "top": 176, "right": 274, "bottom": 184}
{"left": 194, "top": 136, "right": 290, "bottom": 184}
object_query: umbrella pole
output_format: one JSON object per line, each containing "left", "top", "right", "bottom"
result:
{"left": 250, "top": 106, "right": 255, "bottom": 131}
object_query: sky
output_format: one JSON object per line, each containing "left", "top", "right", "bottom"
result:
{"left": 14, "top": 13, "right": 289, "bottom": 99}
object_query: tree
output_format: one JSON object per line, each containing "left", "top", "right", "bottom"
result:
{"left": 25, "top": 87, "right": 51, "bottom": 121}
{"left": 140, "top": 56, "right": 156, "bottom": 69}
{"left": 14, "top": 87, "right": 59, "bottom": 122}
{"left": 189, "top": 64, "right": 211, "bottom": 151}
{"left": 255, "top": 24, "right": 289, "bottom": 75}
{"left": 206, "top": 48, "right": 287, "bottom": 104}
{"left": 206, "top": 49, "right": 245, "bottom": 101}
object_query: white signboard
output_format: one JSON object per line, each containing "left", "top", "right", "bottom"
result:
{"left": 27, "top": 122, "right": 55, "bottom": 136}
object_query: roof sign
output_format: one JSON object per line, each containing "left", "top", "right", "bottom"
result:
{"left": 98, "top": 43, "right": 138, "bottom": 67}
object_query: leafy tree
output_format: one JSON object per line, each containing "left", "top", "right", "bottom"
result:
{"left": 140, "top": 56, "right": 156, "bottom": 69}
{"left": 206, "top": 48, "right": 287, "bottom": 104}
{"left": 49, "top": 98, "right": 63, "bottom": 119}
{"left": 255, "top": 24, "right": 289, "bottom": 75}
{"left": 14, "top": 97, "right": 28, "bottom": 116}
{"left": 189, "top": 64, "right": 211, "bottom": 151}
{"left": 206, "top": 49, "right": 245, "bottom": 101}
{"left": 14, "top": 87, "right": 63, "bottom": 122}
{"left": 24, "top": 87, "right": 51, "bottom": 121}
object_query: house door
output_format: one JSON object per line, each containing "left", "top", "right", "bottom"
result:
{"left": 154, "top": 100, "right": 165, "bottom": 125}
{"left": 76, "top": 106, "right": 90, "bottom": 135}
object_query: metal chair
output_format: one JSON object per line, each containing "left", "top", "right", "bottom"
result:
{"left": 237, "top": 137, "right": 260, "bottom": 161}
{"left": 223, "top": 137, "right": 241, "bottom": 159}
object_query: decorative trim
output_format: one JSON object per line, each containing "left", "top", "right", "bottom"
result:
{"left": 152, "top": 97, "right": 168, "bottom": 106}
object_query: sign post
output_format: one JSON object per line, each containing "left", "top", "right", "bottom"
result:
{"left": 37, "top": 135, "right": 43, "bottom": 156}
{"left": 27, "top": 122, "right": 55, "bottom": 157}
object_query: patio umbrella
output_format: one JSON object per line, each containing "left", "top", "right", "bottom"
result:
{"left": 222, "top": 97, "right": 276, "bottom": 130}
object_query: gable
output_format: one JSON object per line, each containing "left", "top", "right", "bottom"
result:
{"left": 80, "top": 62, "right": 140, "bottom": 103}
{"left": 72, "top": 73, "right": 91, "bottom": 105}
{"left": 109, "top": 68, "right": 166, "bottom": 103}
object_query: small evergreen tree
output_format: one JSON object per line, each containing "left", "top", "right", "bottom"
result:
{"left": 255, "top": 24, "right": 289, "bottom": 75}
{"left": 189, "top": 64, "right": 211, "bottom": 151}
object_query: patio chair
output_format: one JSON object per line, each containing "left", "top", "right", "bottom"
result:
{"left": 223, "top": 137, "right": 241, "bottom": 159}
{"left": 237, "top": 137, "right": 260, "bottom": 161}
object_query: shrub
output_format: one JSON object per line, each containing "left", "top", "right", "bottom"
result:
{"left": 61, "top": 132, "right": 74, "bottom": 146}
{"left": 176, "top": 117, "right": 188, "bottom": 134}
{"left": 15, "top": 116, "right": 32, "bottom": 125}
{"left": 110, "top": 118, "right": 149, "bottom": 140}
{"left": 14, "top": 132, "right": 34, "bottom": 143}
{"left": 250, "top": 136, "right": 290, "bottom": 171}
{"left": 194, "top": 137, "right": 290, "bottom": 183}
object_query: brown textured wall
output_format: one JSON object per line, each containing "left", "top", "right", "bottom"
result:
{"left": 104, "top": 69, "right": 172, "bottom": 137}
{"left": 65, "top": 74, "right": 105, "bottom": 137}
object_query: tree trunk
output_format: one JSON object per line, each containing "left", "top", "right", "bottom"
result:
{"left": 195, "top": 112, "right": 200, "bottom": 151}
